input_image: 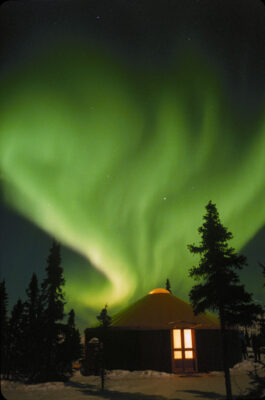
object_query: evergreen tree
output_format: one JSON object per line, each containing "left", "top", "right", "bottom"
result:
{"left": 259, "top": 263, "right": 265, "bottom": 339}
{"left": 41, "top": 240, "right": 65, "bottom": 381}
{"left": 166, "top": 278, "right": 171, "bottom": 293}
{"left": 24, "top": 273, "right": 44, "bottom": 381}
{"left": 58, "top": 309, "right": 82, "bottom": 375}
{"left": 260, "top": 262, "right": 265, "bottom": 287}
{"left": 97, "top": 305, "right": 111, "bottom": 328}
{"left": 8, "top": 299, "right": 26, "bottom": 379}
{"left": 96, "top": 305, "right": 111, "bottom": 390}
{"left": 0, "top": 280, "right": 8, "bottom": 378}
{"left": 188, "top": 201, "right": 262, "bottom": 400}
{"left": 65, "top": 309, "right": 82, "bottom": 362}
{"left": 25, "top": 273, "right": 41, "bottom": 325}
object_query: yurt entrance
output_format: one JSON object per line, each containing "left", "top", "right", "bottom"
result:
{"left": 171, "top": 329, "right": 197, "bottom": 372}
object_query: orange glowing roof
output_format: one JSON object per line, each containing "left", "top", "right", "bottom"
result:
{"left": 111, "top": 289, "right": 220, "bottom": 330}
{"left": 148, "top": 288, "right": 170, "bottom": 294}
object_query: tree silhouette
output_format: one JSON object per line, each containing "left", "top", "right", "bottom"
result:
{"left": 97, "top": 304, "right": 112, "bottom": 390}
{"left": 8, "top": 299, "right": 26, "bottom": 379}
{"left": 166, "top": 278, "right": 171, "bottom": 293}
{"left": 58, "top": 309, "right": 82, "bottom": 375}
{"left": 65, "top": 309, "right": 82, "bottom": 363}
{"left": 188, "top": 201, "right": 262, "bottom": 400}
{"left": 260, "top": 262, "right": 265, "bottom": 287}
{"left": 41, "top": 240, "right": 65, "bottom": 381}
{"left": 0, "top": 280, "right": 8, "bottom": 378}
{"left": 24, "top": 273, "right": 44, "bottom": 381}
{"left": 259, "top": 262, "right": 265, "bottom": 339}
{"left": 97, "top": 305, "right": 111, "bottom": 328}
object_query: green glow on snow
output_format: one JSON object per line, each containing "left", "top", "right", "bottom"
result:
{"left": 1, "top": 44, "right": 264, "bottom": 322}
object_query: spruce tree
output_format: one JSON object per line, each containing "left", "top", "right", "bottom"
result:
{"left": 166, "top": 278, "right": 171, "bottom": 293}
{"left": 188, "top": 201, "right": 262, "bottom": 400}
{"left": 97, "top": 305, "right": 111, "bottom": 328}
{"left": 260, "top": 262, "right": 265, "bottom": 287}
{"left": 0, "top": 280, "right": 8, "bottom": 378}
{"left": 96, "top": 305, "right": 111, "bottom": 390}
{"left": 24, "top": 273, "right": 44, "bottom": 381}
{"left": 65, "top": 309, "right": 82, "bottom": 363}
{"left": 41, "top": 240, "right": 65, "bottom": 381}
{"left": 8, "top": 299, "right": 26, "bottom": 379}
{"left": 59, "top": 309, "right": 82, "bottom": 375}
{"left": 259, "top": 262, "right": 265, "bottom": 339}
{"left": 25, "top": 273, "right": 41, "bottom": 325}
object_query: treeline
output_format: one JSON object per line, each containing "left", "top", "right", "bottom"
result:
{"left": 0, "top": 241, "right": 82, "bottom": 383}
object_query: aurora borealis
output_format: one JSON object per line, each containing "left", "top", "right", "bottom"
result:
{"left": 1, "top": 0, "right": 264, "bottom": 330}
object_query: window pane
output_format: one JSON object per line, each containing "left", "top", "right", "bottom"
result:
{"left": 173, "top": 329, "right": 181, "bottom": 348}
{"left": 184, "top": 329, "right": 192, "bottom": 348}
{"left": 185, "top": 351, "right": 193, "bottom": 359}
{"left": 174, "top": 351, "right": 182, "bottom": 359}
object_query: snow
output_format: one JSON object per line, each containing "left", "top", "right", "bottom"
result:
{"left": 230, "top": 359, "right": 264, "bottom": 374}
{"left": 2, "top": 355, "right": 264, "bottom": 400}
{"left": 106, "top": 369, "right": 172, "bottom": 378}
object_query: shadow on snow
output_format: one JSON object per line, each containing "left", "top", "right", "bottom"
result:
{"left": 175, "top": 389, "right": 226, "bottom": 399}
{"left": 65, "top": 380, "right": 182, "bottom": 400}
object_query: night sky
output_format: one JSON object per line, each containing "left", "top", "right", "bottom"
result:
{"left": 0, "top": 0, "right": 264, "bottom": 332}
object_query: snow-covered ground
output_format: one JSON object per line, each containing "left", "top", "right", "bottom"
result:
{"left": 2, "top": 355, "right": 264, "bottom": 400}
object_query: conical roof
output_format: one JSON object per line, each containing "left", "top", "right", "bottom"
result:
{"left": 111, "top": 289, "right": 220, "bottom": 330}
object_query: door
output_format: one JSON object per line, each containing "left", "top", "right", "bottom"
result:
{"left": 171, "top": 329, "right": 196, "bottom": 372}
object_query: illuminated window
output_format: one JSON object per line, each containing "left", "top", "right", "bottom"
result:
{"left": 173, "top": 329, "right": 181, "bottom": 348}
{"left": 184, "top": 329, "right": 192, "bottom": 348}
{"left": 185, "top": 351, "right": 193, "bottom": 359}
{"left": 173, "top": 329, "right": 195, "bottom": 361}
{"left": 174, "top": 351, "right": 182, "bottom": 359}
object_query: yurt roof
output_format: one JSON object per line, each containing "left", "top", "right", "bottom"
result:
{"left": 111, "top": 288, "right": 220, "bottom": 330}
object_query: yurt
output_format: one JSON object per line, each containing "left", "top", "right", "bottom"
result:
{"left": 84, "top": 289, "right": 241, "bottom": 373}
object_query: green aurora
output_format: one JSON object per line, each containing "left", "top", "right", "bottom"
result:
{"left": 1, "top": 44, "right": 264, "bottom": 325}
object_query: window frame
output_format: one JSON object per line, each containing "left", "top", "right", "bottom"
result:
{"left": 172, "top": 328, "right": 195, "bottom": 360}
